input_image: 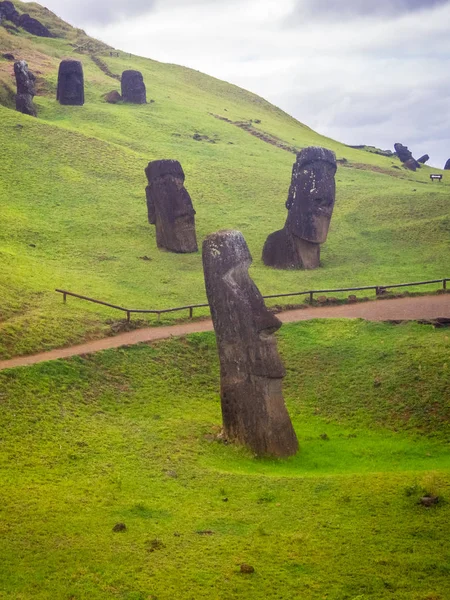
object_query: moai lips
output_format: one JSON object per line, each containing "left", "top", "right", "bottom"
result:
{"left": 145, "top": 159, "right": 198, "bottom": 253}
{"left": 203, "top": 230, "right": 298, "bottom": 458}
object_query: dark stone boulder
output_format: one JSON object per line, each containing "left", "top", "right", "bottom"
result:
{"left": 0, "top": 1, "right": 20, "bottom": 24}
{"left": 203, "top": 230, "right": 298, "bottom": 458}
{"left": 262, "top": 146, "right": 337, "bottom": 270}
{"left": 404, "top": 158, "right": 420, "bottom": 172}
{"left": 145, "top": 159, "right": 197, "bottom": 253}
{"left": 417, "top": 154, "right": 429, "bottom": 164}
{"left": 444, "top": 159, "right": 450, "bottom": 170}
{"left": 104, "top": 90, "right": 122, "bottom": 104}
{"left": 57, "top": 60, "right": 84, "bottom": 106}
{"left": 18, "top": 13, "right": 51, "bottom": 37}
{"left": 121, "top": 70, "right": 146, "bottom": 104}
{"left": 14, "top": 60, "right": 36, "bottom": 116}
{"left": 394, "top": 143, "right": 413, "bottom": 163}
{"left": 2, "top": 53, "right": 15, "bottom": 61}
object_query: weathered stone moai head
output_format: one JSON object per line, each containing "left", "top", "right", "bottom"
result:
{"left": 145, "top": 159, "right": 198, "bottom": 253}
{"left": 263, "top": 146, "right": 337, "bottom": 270}
{"left": 444, "top": 159, "right": 450, "bottom": 171}
{"left": 57, "top": 60, "right": 84, "bottom": 106}
{"left": 121, "top": 70, "right": 146, "bottom": 104}
{"left": 14, "top": 60, "right": 36, "bottom": 116}
{"left": 203, "top": 230, "right": 298, "bottom": 458}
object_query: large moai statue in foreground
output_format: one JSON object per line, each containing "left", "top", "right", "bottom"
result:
{"left": 203, "top": 230, "right": 299, "bottom": 458}
{"left": 14, "top": 60, "right": 36, "bottom": 116}
{"left": 121, "top": 70, "right": 146, "bottom": 104}
{"left": 57, "top": 60, "right": 84, "bottom": 106}
{"left": 145, "top": 159, "right": 198, "bottom": 253}
{"left": 263, "top": 147, "right": 337, "bottom": 270}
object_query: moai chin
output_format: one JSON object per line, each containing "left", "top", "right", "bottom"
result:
{"left": 262, "top": 146, "right": 337, "bottom": 269}
{"left": 145, "top": 159, "right": 198, "bottom": 253}
{"left": 121, "top": 70, "right": 146, "bottom": 104}
{"left": 203, "top": 230, "right": 299, "bottom": 458}
{"left": 14, "top": 60, "right": 37, "bottom": 116}
{"left": 57, "top": 60, "right": 84, "bottom": 106}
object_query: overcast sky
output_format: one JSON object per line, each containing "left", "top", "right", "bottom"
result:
{"left": 34, "top": 0, "right": 450, "bottom": 167}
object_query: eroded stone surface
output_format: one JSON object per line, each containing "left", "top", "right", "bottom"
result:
{"left": 121, "top": 70, "right": 146, "bottom": 104}
{"left": 263, "top": 146, "right": 337, "bottom": 269}
{"left": 417, "top": 154, "right": 430, "bottom": 164}
{"left": 203, "top": 230, "right": 298, "bottom": 457}
{"left": 145, "top": 159, "right": 197, "bottom": 253}
{"left": 14, "top": 60, "right": 36, "bottom": 116}
{"left": 57, "top": 60, "right": 84, "bottom": 106}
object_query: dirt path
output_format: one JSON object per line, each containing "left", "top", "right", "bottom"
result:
{"left": 1, "top": 294, "right": 449, "bottom": 371}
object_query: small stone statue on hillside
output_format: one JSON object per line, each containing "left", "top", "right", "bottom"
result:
{"left": 203, "top": 230, "right": 298, "bottom": 458}
{"left": 57, "top": 60, "right": 84, "bottom": 106}
{"left": 121, "top": 70, "right": 146, "bottom": 104}
{"left": 444, "top": 159, "right": 450, "bottom": 171}
{"left": 145, "top": 159, "right": 198, "bottom": 253}
{"left": 263, "top": 146, "right": 337, "bottom": 270}
{"left": 14, "top": 60, "right": 36, "bottom": 116}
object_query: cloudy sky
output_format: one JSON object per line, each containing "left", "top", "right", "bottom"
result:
{"left": 34, "top": 0, "right": 450, "bottom": 167}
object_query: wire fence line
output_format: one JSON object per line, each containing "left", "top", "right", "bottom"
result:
{"left": 55, "top": 278, "right": 449, "bottom": 322}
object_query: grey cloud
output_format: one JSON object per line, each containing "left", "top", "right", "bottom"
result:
{"left": 40, "top": 0, "right": 157, "bottom": 26}
{"left": 291, "top": 0, "right": 450, "bottom": 20}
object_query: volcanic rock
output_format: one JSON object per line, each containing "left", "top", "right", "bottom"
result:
{"left": 18, "top": 13, "right": 51, "bottom": 37}
{"left": 57, "top": 60, "right": 84, "bottom": 106}
{"left": 104, "top": 90, "right": 122, "bottom": 104}
{"left": 417, "top": 154, "right": 430, "bottom": 164}
{"left": 121, "top": 70, "right": 146, "bottom": 104}
{"left": 14, "top": 60, "right": 36, "bottom": 116}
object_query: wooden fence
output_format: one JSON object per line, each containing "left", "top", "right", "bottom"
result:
{"left": 56, "top": 277, "right": 449, "bottom": 322}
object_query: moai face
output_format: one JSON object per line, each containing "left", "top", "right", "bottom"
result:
{"left": 57, "top": 60, "right": 84, "bottom": 106}
{"left": 145, "top": 159, "right": 197, "bottom": 253}
{"left": 14, "top": 60, "right": 35, "bottom": 96}
{"left": 285, "top": 147, "right": 337, "bottom": 244}
{"left": 203, "top": 230, "right": 298, "bottom": 457}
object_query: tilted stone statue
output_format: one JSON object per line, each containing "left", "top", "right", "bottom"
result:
{"left": 444, "top": 159, "right": 450, "bottom": 171}
{"left": 263, "top": 147, "right": 337, "bottom": 269}
{"left": 203, "top": 230, "right": 299, "bottom": 458}
{"left": 145, "top": 159, "right": 198, "bottom": 253}
{"left": 57, "top": 60, "right": 84, "bottom": 106}
{"left": 121, "top": 70, "right": 146, "bottom": 104}
{"left": 14, "top": 60, "right": 36, "bottom": 116}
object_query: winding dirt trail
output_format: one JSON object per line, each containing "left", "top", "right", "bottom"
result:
{"left": 1, "top": 294, "right": 449, "bottom": 371}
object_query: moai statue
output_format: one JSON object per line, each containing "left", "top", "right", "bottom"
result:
{"left": 145, "top": 159, "right": 198, "bottom": 253}
{"left": 263, "top": 147, "right": 337, "bottom": 269}
{"left": 57, "top": 60, "right": 84, "bottom": 106}
{"left": 203, "top": 230, "right": 299, "bottom": 458}
{"left": 444, "top": 159, "right": 450, "bottom": 171}
{"left": 121, "top": 70, "right": 146, "bottom": 104}
{"left": 14, "top": 60, "right": 36, "bottom": 116}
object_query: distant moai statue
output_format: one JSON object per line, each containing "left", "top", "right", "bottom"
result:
{"left": 57, "top": 60, "right": 84, "bottom": 106}
{"left": 445, "top": 159, "right": 450, "bottom": 171}
{"left": 203, "top": 230, "right": 299, "bottom": 458}
{"left": 14, "top": 60, "right": 36, "bottom": 116}
{"left": 263, "top": 147, "right": 337, "bottom": 270}
{"left": 121, "top": 70, "right": 146, "bottom": 104}
{"left": 145, "top": 159, "right": 198, "bottom": 253}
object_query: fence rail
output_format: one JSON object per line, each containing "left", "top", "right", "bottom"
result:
{"left": 56, "top": 278, "right": 449, "bottom": 322}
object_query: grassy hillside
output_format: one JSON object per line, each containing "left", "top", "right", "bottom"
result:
{"left": 1, "top": 3, "right": 449, "bottom": 358}
{"left": 1, "top": 320, "right": 449, "bottom": 599}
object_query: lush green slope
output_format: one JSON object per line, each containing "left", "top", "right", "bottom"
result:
{"left": 0, "top": 320, "right": 449, "bottom": 599}
{"left": 1, "top": 4, "right": 449, "bottom": 358}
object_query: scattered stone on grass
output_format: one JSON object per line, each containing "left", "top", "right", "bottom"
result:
{"left": 112, "top": 523, "right": 127, "bottom": 532}
{"left": 147, "top": 539, "right": 165, "bottom": 552}
{"left": 104, "top": 90, "right": 122, "bottom": 103}
{"left": 420, "top": 495, "right": 439, "bottom": 507}
{"left": 240, "top": 564, "right": 255, "bottom": 574}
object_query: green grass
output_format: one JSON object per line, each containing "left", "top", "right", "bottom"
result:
{"left": 0, "top": 5, "right": 449, "bottom": 358}
{"left": 0, "top": 320, "right": 449, "bottom": 599}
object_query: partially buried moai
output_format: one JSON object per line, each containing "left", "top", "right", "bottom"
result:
{"left": 203, "top": 230, "right": 299, "bottom": 458}
{"left": 145, "top": 159, "right": 198, "bottom": 253}
{"left": 263, "top": 147, "right": 337, "bottom": 269}
{"left": 14, "top": 60, "right": 36, "bottom": 116}
{"left": 121, "top": 70, "right": 146, "bottom": 104}
{"left": 57, "top": 60, "right": 84, "bottom": 106}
